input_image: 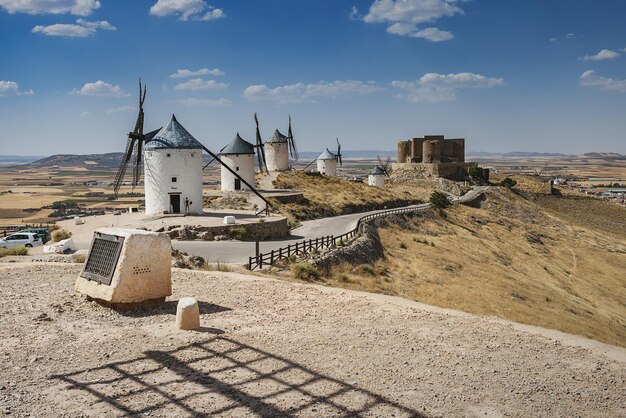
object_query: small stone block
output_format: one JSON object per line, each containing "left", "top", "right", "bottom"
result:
{"left": 176, "top": 297, "right": 200, "bottom": 330}
{"left": 223, "top": 216, "right": 236, "bottom": 225}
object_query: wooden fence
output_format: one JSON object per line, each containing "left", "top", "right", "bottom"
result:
{"left": 246, "top": 204, "right": 428, "bottom": 271}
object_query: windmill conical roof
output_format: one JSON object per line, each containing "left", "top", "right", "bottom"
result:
{"left": 267, "top": 129, "right": 288, "bottom": 144}
{"left": 144, "top": 114, "right": 203, "bottom": 150}
{"left": 369, "top": 165, "right": 385, "bottom": 175}
{"left": 222, "top": 133, "right": 255, "bottom": 155}
{"left": 318, "top": 149, "right": 337, "bottom": 160}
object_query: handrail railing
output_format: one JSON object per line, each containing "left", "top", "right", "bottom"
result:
{"left": 246, "top": 204, "right": 428, "bottom": 271}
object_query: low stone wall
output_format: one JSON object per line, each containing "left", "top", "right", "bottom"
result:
{"left": 311, "top": 222, "right": 384, "bottom": 271}
{"left": 165, "top": 217, "right": 290, "bottom": 242}
{"left": 269, "top": 192, "right": 305, "bottom": 204}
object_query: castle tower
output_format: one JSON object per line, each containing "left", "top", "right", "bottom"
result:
{"left": 368, "top": 166, "right": 385, "bottom": 188}
{"left": 317, "top": 149, "right": 338, "bottom": 176}
{"left": 143, "top": 115, "right": 203, "bottom": 216}
{"left": 220, "top": 133, "right": 256, "bottom": 191}
{"left": 265, "top": 129, "right": 289, "bottom": 172}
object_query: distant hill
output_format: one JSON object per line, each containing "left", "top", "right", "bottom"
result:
{"left": 580, "top": 152, "right": 626, "bottom": 160}
{"left": 21, "top": 153, "right": 124, "bottom": 169}
{"left": 467, "top": 151, "right": 571, "bottom": 157}
{"left": 297, "top": 150, "right": 396, "bottom": 159}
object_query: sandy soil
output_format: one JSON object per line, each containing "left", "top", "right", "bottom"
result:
{"left": 0, "top": 263, "right": 624, "bottom": 417}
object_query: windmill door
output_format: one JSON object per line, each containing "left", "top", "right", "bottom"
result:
{"left": 234, "top": 179, "right": 241, "bottom": 190}
{"left": 170, "top": 194, "right": 181, "bottom": 214}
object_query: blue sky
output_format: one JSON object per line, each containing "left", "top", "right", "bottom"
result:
{"left": 0, "top": 0, "right": 625, "bottom": 156}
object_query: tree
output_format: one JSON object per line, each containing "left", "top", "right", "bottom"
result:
{"left": 499, "top": 177, "right": 517, "bottom": 189}
{"left": 430, "top": 191, "right": 452, "bottom": 211}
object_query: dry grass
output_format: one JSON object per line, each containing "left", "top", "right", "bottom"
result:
{"left": 321, "top": 187, "right": 626, "bottom": 348}
{"left": 272, "top": 171, "right": 420, "bottom": 221}
{"left": 0, "top": 246, "right": 29, "bottom": 257}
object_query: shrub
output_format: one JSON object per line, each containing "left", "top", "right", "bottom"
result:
{"left": 0, "top": 246, "right": 28, "bottom": 257}
{"left": 230, "top": 226, "right": 248, "bottom": 241}
{"left": 72, "top": 254, "right": 86, "bottom": 263}
{"left": 51, "top": 200, "right": 78, "bottom": 210}
{"left": 429, "top": 191, "right": 452, "bottom": 210}
{"left": 291, "top": 262, "right": 320, "bottom": 281}
{"left": 399, "top": 242, "right": 407, "bottom": 249}
{"left": 48, "top": 224, "right": 60, "bottom": 232}
{"left": 500, "top": 177, "right": 518, "bottom": 189}
{"left": 52, "top": 229, "right": 72, "bottom": 242}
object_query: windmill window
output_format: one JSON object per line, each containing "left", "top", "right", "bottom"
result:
{"left": 166, "top": 153, "right": 171, "bottom": 157}
{"left": 191, "top": 152, "right": 195, "bottom": 157}
{"left": 236, "top": 167, "right": 239, "bottom": 171}
{"left": 171, "top": 177, "right": 177, "bottom": 183}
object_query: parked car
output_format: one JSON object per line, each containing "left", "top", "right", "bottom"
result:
{"left": 19, "top": 227, "right": 51, "bottom": 243}
{"left": 0, "top": 232, "right": 43, "bottom": 248}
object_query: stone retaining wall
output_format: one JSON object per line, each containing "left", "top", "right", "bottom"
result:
{"left": 164, "top": 217, "right": 290, "bottom": 242}
{"left": 311, "top": 222, "right": 384, "bottom": 271}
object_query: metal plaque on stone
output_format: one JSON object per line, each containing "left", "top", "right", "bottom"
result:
{"left": 80, "top": 233, "right": 125, "bottom": 285}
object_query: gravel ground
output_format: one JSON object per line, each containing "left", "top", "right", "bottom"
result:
{"left": 0, "top": 263, "right": 624, "bottom": 417}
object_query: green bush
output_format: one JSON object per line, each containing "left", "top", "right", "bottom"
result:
{"left": 469, "top": 166, "right": 490, "bottom": 183}
{"left": 230, "top": 226, "right": 248, "bottom": 241}
{"left": 429, "top": 191, "right": 452, "bottom": 210}
{"left": 51, "top": 200, "right": 78, "bottom": 210}
{"left": 291, "top": 262, "right": 320, "bottom": 281}
{"left": 500, "top": 177, "right": 518, "bottom": 189}
{"left": 0, "top": 246, "right": 29, "bottom": 257}
{"left": 52, "top": 229, "right": 72, "bottom": 242}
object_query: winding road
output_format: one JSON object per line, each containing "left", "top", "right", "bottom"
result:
{"left": 174, "top": 186, "right": 490, "bottom": 264}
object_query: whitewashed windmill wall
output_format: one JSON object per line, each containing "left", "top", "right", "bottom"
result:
{"left": 220, "top": 134, "right": 256, "bottom": 191}
{"left": 317, "top": 149, "right": 338, "bottom": 176}
{"left": 143, "top": 115, "right": 203, "bottom": 216}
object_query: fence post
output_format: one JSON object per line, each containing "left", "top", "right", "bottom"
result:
{"left": 271, "top": 250, "right": 275, "bottom": 265}
{"left": 248, "top": 256, "right": 252, "bottom": 270}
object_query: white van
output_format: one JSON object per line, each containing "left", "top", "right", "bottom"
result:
{"left": 0, "top": 232, "right": 43, "bottom": 248}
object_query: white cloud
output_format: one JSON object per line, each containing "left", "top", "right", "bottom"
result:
{"left": 387, "top": 23, "right": 452, "bottom": 41}
{"left": 149, "top": 0, "right": 225, "bottom": 21}
{"left": 242, "top": 80, "right": 383, "bottom": 104}
{"left": 566, "top": 33, "right": 576, "bottom": 39}
{"left": 106, "top": 105, "right": 136, "bottom": 115}
{"left": 580, "top": 49, "right": 620, "bottom": 61}
{"left": 0, "top": 80, "right": 34, "bottom": 96}
{"left": 579, "top": 70, "right": 626, "bottom": 93}
{"left": 80, "top": 111, "right": 90, "bottom": 117}
{"left": 549, "top": 37, "right": 557, "bottom": 43}
{"left": 391, "top": 72, "right": 504, "bottom": 102}
{"left": 362, "top": 0, "right": 462, "bottom": 41}
{"left": 0, "top": 0, "right": 100, "bottom": 16}
{"left": 70, "top": 80, "right": 129, "bottom": 97}
{"left": 32, "top": 18, "right": 115, "bottom": 37}
{"left": 170, "top": 68, "right": 224, "bottom": 78}
{"left": 173, "top": 98, "right": 231, "bottom": 107}
{"left": 349, "top": 6, "right": 361, "bottom": 21}
{"left": 174, "top": 78, "right": 229, "bottom": 90}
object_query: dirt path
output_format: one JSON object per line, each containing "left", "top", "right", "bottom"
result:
{"left": 0, "top": 263, "right": 624, "bottom": 417}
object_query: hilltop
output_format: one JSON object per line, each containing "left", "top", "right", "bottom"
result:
{"left": 21, "top": 152, "right": 125, "bottom": 169}
{"left": 283, "top": 175, "right": 626, "bottom": 347}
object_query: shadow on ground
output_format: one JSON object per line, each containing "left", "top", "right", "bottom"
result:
{"left": 52, "top": 336, "right": 426, "bottom": 417}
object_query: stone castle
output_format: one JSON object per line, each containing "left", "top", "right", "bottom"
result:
{"left": 393, "top": 135, "right": 477, "bottom": 179}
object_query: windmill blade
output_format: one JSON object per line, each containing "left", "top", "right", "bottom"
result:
{"left": 199, "top": 143, "right": 272, "bottom": 211}
{"left": 254, "top": 113, "right": 269, "bottom": 174}
{"left": 302, "top": 158, "right": 317, "bottom": 171}
{"left": 287, "top": 115, "right": 299, "bottom": 160}
{"left": 336, "top": 138, "right": 342, "bottom": 166}
{"left": 203, "top": 144, "right": 227, "bottom": 170}
{"left": 113, "top": 79, "right": 147, "bottom": 195}
{"left": 113, "top": 137, "right": 136, "bottom": 195}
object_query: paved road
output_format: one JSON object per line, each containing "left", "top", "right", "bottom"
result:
{"left": 174, "top": 186, "right": 491, "bottom": 264}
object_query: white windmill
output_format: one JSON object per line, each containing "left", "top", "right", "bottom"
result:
{"left": 316, "top": 139, "right": 343, "bottom": 176}
{"left": 220, "top": 133, "right": 256, "bottom": 191}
